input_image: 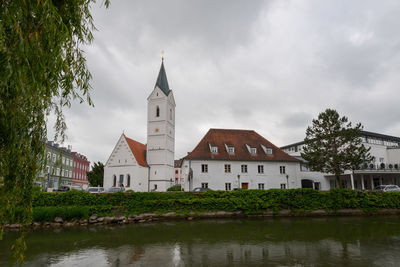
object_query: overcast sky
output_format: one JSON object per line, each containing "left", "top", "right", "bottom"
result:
{"left": 47, "top": 0, "right": 400, "bottom": 165}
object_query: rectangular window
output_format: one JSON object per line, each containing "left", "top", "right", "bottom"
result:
{"left": 266, "top": 148, "right": 273, "bottom": 155}
{"left": 228, "top": 146, "right": 235, "bottom": 154}
{"left": 201, "top": 164, "right": 208, "bottom": 173}
{"left": 280, "top": 183, "right": 286, "bottom": 189}
{"left": 258, "top": 165, "right": 264, "bottom": 174}
{"left": 250, "top": 147, "right": 257, "bottom": 155}
{"left": 280, "top": 166, "right": 286, "bottom": 174}
{"left": 224, "top": 164, "right": 231, "bottom": 173}
{"left": 201, "top": 183, "right": 208, "bottom": 189}
{"left": 56, "top": 168, "right": 60, "bottom": 176}
{"left": 211, "top": 146, "right": 218, "bottom": 154}
{"left": 258, "top": 183, "right": 265, "bottom": 189}
{"left": 53, "top": 154, "right": 56, "bottom": 163}
{"left": 225, "top": 183, "right": 231, "bottom": 191}
{"left": 47, "top": 152, "right": 51, "bottom": 160}
{"left": 241, "top": 165, "right": 248, "bottom": 173}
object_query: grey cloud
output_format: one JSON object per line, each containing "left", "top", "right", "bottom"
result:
{"left": 47, "top": 0, "right": 400, "bottom": 164}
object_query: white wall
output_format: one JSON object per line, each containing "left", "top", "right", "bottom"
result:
{"left": 104, "top": 135, "right": 149, "bottom": 192}
{"left": 104, "top": 165, "right": 148, "bottom": 192}
{"left": 182, "top": 160, "right": 300, "bottom": 191}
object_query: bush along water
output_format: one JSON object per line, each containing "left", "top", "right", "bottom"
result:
{"left": 6, "top": 188, "right": 400, "bottom": 224}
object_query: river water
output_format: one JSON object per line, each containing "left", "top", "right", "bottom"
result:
{"left": 2, "top": 216, "right": 400, "bottom": 266}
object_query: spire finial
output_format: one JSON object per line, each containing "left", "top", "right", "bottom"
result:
{"left": 161, "top": 50, "right": 165, "bottom": 61}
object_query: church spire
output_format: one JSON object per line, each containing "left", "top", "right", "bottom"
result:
{"left": 155, "top": 58, "right": 170, "bottom": 96}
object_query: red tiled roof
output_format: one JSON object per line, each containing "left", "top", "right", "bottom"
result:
{"left": 185, "top": 129, "right": 300, "bottom": 162}
{"left": 124, "top": 135, "right": 148, "bottom": 167}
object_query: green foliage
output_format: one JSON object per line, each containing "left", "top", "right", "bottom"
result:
{"left": 302, "top": 109, "right": 372, "bottom": 186}
{"left": 2, "top": 189, "right": 393, "bottom": 221}
{"left": 0, "top": 0, "right": 110, "bottom": 263}
{"left": 167, "top": 185, "right": 184, "bottom": 191}
{"left": 87, "top": 161, "right": 104, "bottom": 187}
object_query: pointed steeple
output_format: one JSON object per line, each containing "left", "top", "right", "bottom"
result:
{"left": 155, "top": 59, "right": 171, "bottom": 96}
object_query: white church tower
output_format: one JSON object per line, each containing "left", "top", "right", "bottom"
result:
{"left": 147, "top": 59, "right": 176, "bottom": 191}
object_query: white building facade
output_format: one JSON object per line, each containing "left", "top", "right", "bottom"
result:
{"left": 281, "top": 131, "right": 400, "bottom": 190}
{"left": 103, "top": 60, "right": 176, "bottom": 192}
{"left": 181, "top": 129, "right": 301, "bottom": 191}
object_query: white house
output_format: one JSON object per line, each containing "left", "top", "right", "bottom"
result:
{"left": 281, "top": 131, "right": 400, "bottom": 190}
{"left": 103, "top": 60, "right": 176, "bottom": 192}
{"left": 181, "top": 129, "right": 301, "bottom": 191}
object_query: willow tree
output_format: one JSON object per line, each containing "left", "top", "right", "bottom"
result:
{"left": 301, "top": 109, "right": 372, "bottom": 188}
{"left": 0, "top": 0, "right": 109, "bottom": 262}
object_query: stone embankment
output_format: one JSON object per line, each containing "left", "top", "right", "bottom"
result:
{"left": 5, "top": 209, "right": 400, "bottom": 230}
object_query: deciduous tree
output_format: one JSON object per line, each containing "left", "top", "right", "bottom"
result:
{"left": 87, "top": 162, "right": 104, "bottom": 187}
{"left": 301, "top": 109, "right": 372, "bottom": 188}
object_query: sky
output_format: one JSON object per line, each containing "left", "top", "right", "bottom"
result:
{"left": 47, "top": 0, "right": 400, "bottom": 165}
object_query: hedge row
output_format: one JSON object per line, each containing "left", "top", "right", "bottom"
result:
{"left": 30, "top": 188, "right": 400, "bottom": 214}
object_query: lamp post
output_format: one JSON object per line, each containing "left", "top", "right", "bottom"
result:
{"left": 286, "top": 174, "right": 289, "bottom": 189}
{"left": 237, "top": 174, "right": 241, "bottom": 189}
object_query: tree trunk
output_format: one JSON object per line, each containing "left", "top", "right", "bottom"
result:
{"left": 336, "top": 173, "right": 342, "bottom": 188}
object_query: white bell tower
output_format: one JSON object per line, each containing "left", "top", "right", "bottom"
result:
{"left": 147, "top": 59, "right": 176, "bottom": 191}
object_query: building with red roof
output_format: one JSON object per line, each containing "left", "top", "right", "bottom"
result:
{"left": 103, "top": 59, "right": 176, "bottom": 192}
{"left": 182, "top": 128, "right": 301, "bottom": 191}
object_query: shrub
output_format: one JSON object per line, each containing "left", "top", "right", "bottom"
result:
{"left": 167, "top": 185, "right": 183, "bottom": 192}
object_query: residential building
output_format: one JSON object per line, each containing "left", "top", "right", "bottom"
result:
{"left": 174, "top": 159, "right": 184, "bottom": 185}
{"left": 103, "top": 59, "right": 176, "bottom": 192}
{"left": 39, "top": 142, "right": 74, "bottom": 189}
{"left": 72, "top": 152, "right": 90, "bottom": 188}
{"left": 281, "top": 131, "right": 400, "bottom": 190}
{"left": 181, "top": 129, "right": 300, "bottom": 191}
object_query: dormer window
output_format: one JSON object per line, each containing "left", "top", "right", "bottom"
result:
{"left": 250, "top": 147, "right": 257, "bottom": 155}
{"left": 225, "top": 144, "right": 235, "bottom": 155}
{"left": 211, "top": 146, "right": 218, "bottom": 154}
{"left": 261, "top": 145, "right": 273, "bottom": 155}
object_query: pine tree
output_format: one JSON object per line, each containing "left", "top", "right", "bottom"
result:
{"left": 301, "top": 109, "right": 372, "bottom": 188}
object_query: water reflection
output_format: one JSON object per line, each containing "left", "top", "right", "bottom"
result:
{"left": 2, "top": 217, "right": 400, "bottom": 266}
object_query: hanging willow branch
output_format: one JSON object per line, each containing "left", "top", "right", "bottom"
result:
{"left": 0, "top": 0, "right": 110, "bottom": 264}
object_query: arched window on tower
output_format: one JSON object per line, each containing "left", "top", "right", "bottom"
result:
{"left": 156, "top": 106, "right": 160, "bottom": 117}
{"left": 113, "top": 175, "right": 116, "bottom": 187}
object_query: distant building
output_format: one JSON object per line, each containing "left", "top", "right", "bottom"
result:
{"left": 174, "top": 159, "right": 184, "bottom": 185}
{"left": 181, "top": 129, "right": 300, "bottom": 191}
{"left": 37, "top": 141, "right": 90, "bottom": 190}
{"left": 103, "top": 59, "right": 176, "bottom": 192}
{"left": 72, "top": 152, "right": 90, "bottom": 189}
{"left": 281, "top": 131, "right": 400, "bottom": 190}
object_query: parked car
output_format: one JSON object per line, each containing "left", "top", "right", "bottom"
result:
{"left": 192, "top": 187, "right": 211, "bottom": 192}
{"left": 87, "top": 187, "right": 105, "bottom": 193}
{"left": 374, "top": 185, "right": 400, "bottom": 192}
{"left": 106, "top": 187, "right": 125, "bottom": 193}
{"left": 55, "top": 186, "right": 70, "bottom": 192}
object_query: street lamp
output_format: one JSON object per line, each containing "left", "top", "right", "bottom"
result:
{"left": 237, "top": 174, "right": 241, "bottom": 189}
{"left": 286, "top": 174, "right": 289, "bottom": 189}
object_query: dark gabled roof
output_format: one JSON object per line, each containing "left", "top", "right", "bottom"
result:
{"left": 155, "top": 60, "right": 171, "bottom": 96}
{"left": 184, "top": 129, "right": 299, "bottom": 162}
{"left": 174, "top": 159, "right": 183, "bottom": 168}
{"left": 280, "top": 130, "right": 400, "bottom": 149}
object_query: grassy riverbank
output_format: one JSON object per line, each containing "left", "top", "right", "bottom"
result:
{"left": 5, "top": 188, "right": 400, "bottom": 223}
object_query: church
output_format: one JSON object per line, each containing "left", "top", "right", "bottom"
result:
{"left": 103, "top": 60, "right": 176, "bottom": 192}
